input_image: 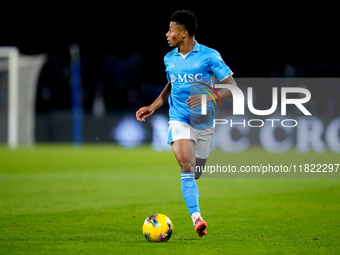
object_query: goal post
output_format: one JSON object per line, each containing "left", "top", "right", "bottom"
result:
{"left": 0, "top": 47, "right": 46, "bottom": 148}
{"left": 0, "top": 47, "right": 18, "bottom": 148}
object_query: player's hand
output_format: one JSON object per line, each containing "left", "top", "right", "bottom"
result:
{"left": 136, "top": 106, "right": 155, "bottom": 122}
{"left": 186, "top": 95, "right": 203, "bottom": 108}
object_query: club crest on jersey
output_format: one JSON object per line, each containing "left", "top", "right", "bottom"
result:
{"left": 193, "top": 62, "right": 200, "bottom": 69}
{"left": 170, "top": 73, "right": 203, "bottom": 83}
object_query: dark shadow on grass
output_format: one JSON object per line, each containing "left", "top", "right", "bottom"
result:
{"left": 136, "top": 236, "right": 201, "bottom": 244}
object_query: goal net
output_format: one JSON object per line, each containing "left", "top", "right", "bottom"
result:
{"left": 0, "top": 47, "right": 46, "bottom": 148}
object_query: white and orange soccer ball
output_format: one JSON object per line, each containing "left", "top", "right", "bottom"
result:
{"left": 142, "top": 213, "right": 173, "bottom": 242}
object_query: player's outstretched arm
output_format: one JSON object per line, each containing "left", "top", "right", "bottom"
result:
{"left": 215, "top": 75, "right": 238, "bottom": 100}
{"left": 136, "top": 82, "right": 172, "bottom": 122}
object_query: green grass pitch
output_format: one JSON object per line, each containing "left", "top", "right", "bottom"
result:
{"left": 0, "top": 145, "right": 339, "bottom": 254}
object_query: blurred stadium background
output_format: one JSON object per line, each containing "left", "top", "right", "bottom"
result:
{"left": 0, "top": 4, "right": 339, "bottom": 152}
{"left": 0, "top": 4, "right": 339, "bottom": 254}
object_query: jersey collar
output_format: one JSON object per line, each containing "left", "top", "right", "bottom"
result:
{"left": 192, "top": 41, "right": 200, "bottom": 52}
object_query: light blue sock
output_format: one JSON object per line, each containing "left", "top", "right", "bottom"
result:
{"left": 181, "top": 173, "right": 200, "bottom": 216}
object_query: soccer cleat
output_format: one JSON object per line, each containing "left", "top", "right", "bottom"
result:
{"left": 194, "top": 218, "right": 208, "bottom": 237}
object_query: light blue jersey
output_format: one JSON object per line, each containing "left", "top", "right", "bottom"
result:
{"left": 164, "top": 41, "right": 233, "bottom": 129}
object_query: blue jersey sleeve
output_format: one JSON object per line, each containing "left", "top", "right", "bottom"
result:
{"left": 165, "top": 71, "right": 170, "bottom": 82}
{"left": 164, "top": 56, "right": 171, "bottom": 82}
{"left": 209, "top": 50, "right": 233, "bottom": 81}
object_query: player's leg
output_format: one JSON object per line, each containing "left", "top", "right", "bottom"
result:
{"left": 195, "top": 158, "right": 207, "bottom": 179}
{"left": 194, "top": 126, "right": 214, "bottom": 180}
{"left": 171, "top": 139, "right": 207, "bottom": 237}
{"left": 171, "top": 139, "right": 200, "bottom": 218}
{"left": 171, "top": 138, "right": 196, "bottom": 173}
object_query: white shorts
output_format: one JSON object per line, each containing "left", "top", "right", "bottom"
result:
{"left": 167, "top": 121, "right": 214, "bottom": 159}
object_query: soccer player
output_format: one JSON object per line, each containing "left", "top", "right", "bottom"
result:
{"left": 136, "top": 10, "right": 237, "bottom": 237}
